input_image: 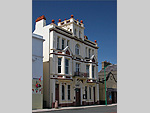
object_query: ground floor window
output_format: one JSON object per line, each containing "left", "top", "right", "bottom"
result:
{"left": 62, "top": 85, "right": 65, "bottom": 100}
{"left": 89, "top": 87, "right": 91, "bottom": 99}
{"left": 68, "top": 85, "right": 70, "bottom": 100}
{"left": 85, "top": 86, "right": 87, "bottom": 99}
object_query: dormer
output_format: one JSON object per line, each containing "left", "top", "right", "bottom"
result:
{"left": 57, "top": 15, "right": 85, "bottom": 40}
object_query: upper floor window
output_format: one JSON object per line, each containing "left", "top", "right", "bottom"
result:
{"left": 79, "top": 31, "right": 81, "bottom": 38}
{"left": 65, "top": 59, "right": 69, "bottom": 74}
{"left": 75, "top": 44, "right": 80, "bottom": 55}
{"left": 74, "top": 29, "right": 76, "bottom": 35}
{"left": 92, "top": 50, "right": 94, "bottom": 55}
{"left": 76, "top": 63, "right": 80, "bottom": 72}
{"left": 67, "top": 40, "right": 69, "bottom": 46}
{"left": 86, "top": 65, "right": 90, "bottom": 77}
{"left": 57, "top": 37, "right": 60, "bottom": 49}
{"left": 58, "top": 58, "right": 62, "bottom": 73}
{"left": 85, "top": 47, "right": 87, "bottom": 57}
{"left": 89, "top": 49, "right": 91, "bottom": 58}
{"left": 92, "top": 65, "right": 95, "bottom": 78}
{"left": 62, "top": 39, "right": 65, "bottom": 49}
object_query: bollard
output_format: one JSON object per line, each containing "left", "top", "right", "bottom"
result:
{"left": 55, "top": 100, "right": 58, "bottom": 109}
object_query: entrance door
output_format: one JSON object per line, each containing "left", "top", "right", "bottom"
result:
{"left": 75, "top": 88, "right": 81, "bottom": 106}
{"left": 55, "top": 84, "right": 59, "bottom": 105}
{"left": 93, "top": 87, "right": 96, "bottom": 104}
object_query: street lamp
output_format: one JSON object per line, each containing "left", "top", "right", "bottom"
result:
{"left": 104, "top": 65, "right": 110, "bottom": 106}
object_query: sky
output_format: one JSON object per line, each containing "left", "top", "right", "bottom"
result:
{"left": 32, "top": 0, "right": 117, "bottom": 71}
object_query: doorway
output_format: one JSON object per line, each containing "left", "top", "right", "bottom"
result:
{"left": 75, "top": 88, "right": 81, "bottom": 106}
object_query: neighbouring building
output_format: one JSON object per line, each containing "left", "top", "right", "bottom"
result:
{"left": 33, "top": 15, "right": 99, "bottom": 108}
{"left": 32, "top": 33, "right": 45, "bottom": 109}
{"left": 98, "top": 61, "right": 117, "bottom": 104}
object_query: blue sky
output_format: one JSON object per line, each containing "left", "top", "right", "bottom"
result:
{"left": 32, "top": 0, "right": 117, "bottom": 71}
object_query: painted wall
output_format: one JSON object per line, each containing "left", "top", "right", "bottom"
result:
{"left": 32, "top": 33, "right": 44, "bottom": 109}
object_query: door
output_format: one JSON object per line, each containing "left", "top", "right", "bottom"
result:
{"left": 75, "top": 88, "right": 81, "bottom": 106}
{"left": 93, "top": 87, "right": 96, "bottom": 104}
{"left": 55, "top": 84, "right": 59, "bottom": 105}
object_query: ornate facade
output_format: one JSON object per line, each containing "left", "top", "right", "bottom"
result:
{"left": 33, "top": 15, "right": 99, "bottom": 108}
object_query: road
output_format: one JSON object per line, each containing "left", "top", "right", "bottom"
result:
{"left": 35, "top": 105, "right": 117, "bottom": 113}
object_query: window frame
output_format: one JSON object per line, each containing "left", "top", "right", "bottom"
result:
{"left": 92, "top": 65, "right": 95, "bottom": 78}
{"left": 65, "top": 59, "right": 69, "bottom": 74}
{"left": 62, "top": 39, "right": 65, "bottom": 50}
{"left": 76, "top": 63, "right": 80, "bottom": 72}
{"left": 57, "top": 37, "right": 60, "bottom": 49}
{"left": 62, "top": 85, "right": 65, "bottom": 100}
{"left": 58, "top": 58, "right": 62, "bottom": 73}
{"left": 89, "top": 87, "right": 91, "bottom": 99}
{"left": 68, "top": 85, "right": 70, "bottom": 100}
{"left": 86, "top": 65, "right": 90, "bottom": 77}
{"left": 75, "top": 44, "right": 80, "bottom": 55}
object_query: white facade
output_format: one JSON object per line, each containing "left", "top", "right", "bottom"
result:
{"left": 32, "top": 33, "right": 45, "bottom": 109}
{"left": 33, "top": 15, "right": 99, "bottom": 108}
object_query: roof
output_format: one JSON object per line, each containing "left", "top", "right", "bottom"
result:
{"left": 99, "top": 64, "right": 117, "bottom": 73}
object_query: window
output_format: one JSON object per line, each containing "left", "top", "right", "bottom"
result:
{"left": 85, "top": 86, "right": 87, "bottom": 99}
{"left": 68, "top": 85, "right": 70, "bottom": 100}
{"left": 86, "top": 65, "right": 90, "bottom": 77}
{"left": 79, "top": 31, "right": 81, "bottom": 38}
{"left": 75, "top": 44, "right": 79, "bottom": 55}
{"left": 92, "top": 50, "right": 94, "bottom": 55}
{"left": 85, "top": 47, "right": 87, "bottom": 57}
{"left": 62, "top": 39, "right": 65, "bottom": 49}
{"left": 74, "top": 29, "right": 76, "bottom": 35}
{"left": 89, "top": 49, "right": 91, "bottom": 58}
{"left": 62, "top": 85, "right": 65, "bottom": 100}
{"left": 92, "top": 65, "right": 94, "bottom": 78}
{"left": 89, "top": 87, "right": 91, "bottom": 99}
{"left": 58, "top": 58, "right": 61, "bottom": 73}
{"left": 57, "top": 37, "right": 60, "bottom": 49}
{"left": 67, "top": 40, "right": 69, "bottom": 46}
{"left": 65, "top": 59, "right": 69, "bottom": 74}
{"left": 76, "top": 63, "right": 80, "bottom": 72}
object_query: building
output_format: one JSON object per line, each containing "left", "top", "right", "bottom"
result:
{"left": 32, "top": 33, "right": 45, "bottom": 109}
{"left": 33, "top": 15, "right": 99, "bottom": 108}
{"left": 98, "top": 61, "right": 117, "bottom": 104}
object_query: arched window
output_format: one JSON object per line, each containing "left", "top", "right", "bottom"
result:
{"left": 75, "top": 44, "right": 80, "bottom": 55}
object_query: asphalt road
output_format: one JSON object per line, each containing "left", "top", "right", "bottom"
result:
{"left": 36, "top": 105, "right": 117, "bottom": 113}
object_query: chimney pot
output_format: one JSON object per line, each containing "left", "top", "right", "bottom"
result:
{"left": 52, "top": 19, "right": 55, "bottom": 23}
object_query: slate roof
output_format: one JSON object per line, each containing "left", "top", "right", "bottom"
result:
{"left": 99, "top": 64, "right": 117, "bottom": 73}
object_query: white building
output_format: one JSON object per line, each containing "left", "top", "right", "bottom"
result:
{"left": 33, "top": 15, "right": 99, "bottom": 108}
{"left": 32, "top": 33, "right": 45, "bottom": 109}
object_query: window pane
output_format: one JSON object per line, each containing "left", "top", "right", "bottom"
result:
{"left": 62, "top": 39, "right": 64, "bottom": 49}
{"left": 58, "top": 58, "right": 61, "bottom": 73}
{"left": 65, "top": 59, "right": 69, "bottom": 74}
{"left": 68, "top": 85, "right": 70, "bottom": 100}
{"left": 62, "top": 85, "right": 65, "bottom": 100}
{"left": 89, "top": 87, "right": 91, "bottom": 99}
{"left": 85, "top": 86, "right": 87, "bottom": 99}
{"left": 92, "top": 66, "right": 94, "bottom": 78}
{"left": 86, "top": 65, "right": 89, "bottom": 77}
{"left": 57, "top": 38, "right": 59, "bottom": 49}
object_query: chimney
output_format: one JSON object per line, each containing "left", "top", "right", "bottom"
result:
{"left": 35, "top": 15, "right": 46, "bottom": 31}
{"left": 102, "top": 61, "right": 112, "bottom": 69}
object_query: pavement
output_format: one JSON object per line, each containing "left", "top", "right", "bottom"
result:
{"left": 32, "top": 104, "right": 117, "bottom": 113}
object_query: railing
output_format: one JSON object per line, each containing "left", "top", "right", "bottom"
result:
{"left": 74, "top": 72, "right": 88, "bottom": 77}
